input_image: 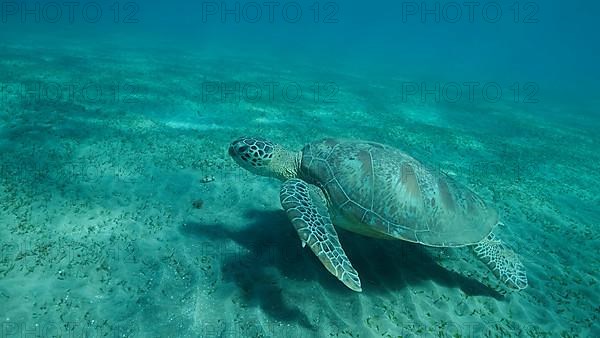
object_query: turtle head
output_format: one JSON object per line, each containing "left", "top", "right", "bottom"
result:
{"left": 228, "top": 136, "right": 277, "bottom": 176}
{"left": 228, "top": 136, "right": 300, "bottom": 180}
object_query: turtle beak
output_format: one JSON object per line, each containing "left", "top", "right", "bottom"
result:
{"left": 228, "top": 144, "right": 237, "bottom": 157}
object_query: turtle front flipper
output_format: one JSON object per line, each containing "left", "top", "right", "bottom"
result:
{"left": 280, "top": 179, "right": 362, "bottom": 292}
{"left": 473, "top": 232, "right": 528, "bottom": 290}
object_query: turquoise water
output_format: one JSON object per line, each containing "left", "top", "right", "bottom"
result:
{"left": 0, "top": 1, "right": 598, "bottom": 337}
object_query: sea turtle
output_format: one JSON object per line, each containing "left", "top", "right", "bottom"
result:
{"left": 228, "top": 137, "right": 528, "bottom": 292}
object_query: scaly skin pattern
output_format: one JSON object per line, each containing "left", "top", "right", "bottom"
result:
{"left": 280, "top": 178, "right": 362, "bottom": 292}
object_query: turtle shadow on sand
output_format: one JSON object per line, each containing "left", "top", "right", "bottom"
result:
{"left": 181, "top": 209, "right": 503, "bottom": 325}
{"left": 182, "top": 210, "right": 316, "bottom": 330}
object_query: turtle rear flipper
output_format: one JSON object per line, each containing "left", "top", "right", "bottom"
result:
{"left": 280, "top": 179, "right": 362, "bottom": 292}
{"left": 473, "top": 233, "right": 528, "bottom": 290}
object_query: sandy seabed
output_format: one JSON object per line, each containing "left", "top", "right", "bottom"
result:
{"left": 0, "top": 39, "right": 598, "bottom": 337}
